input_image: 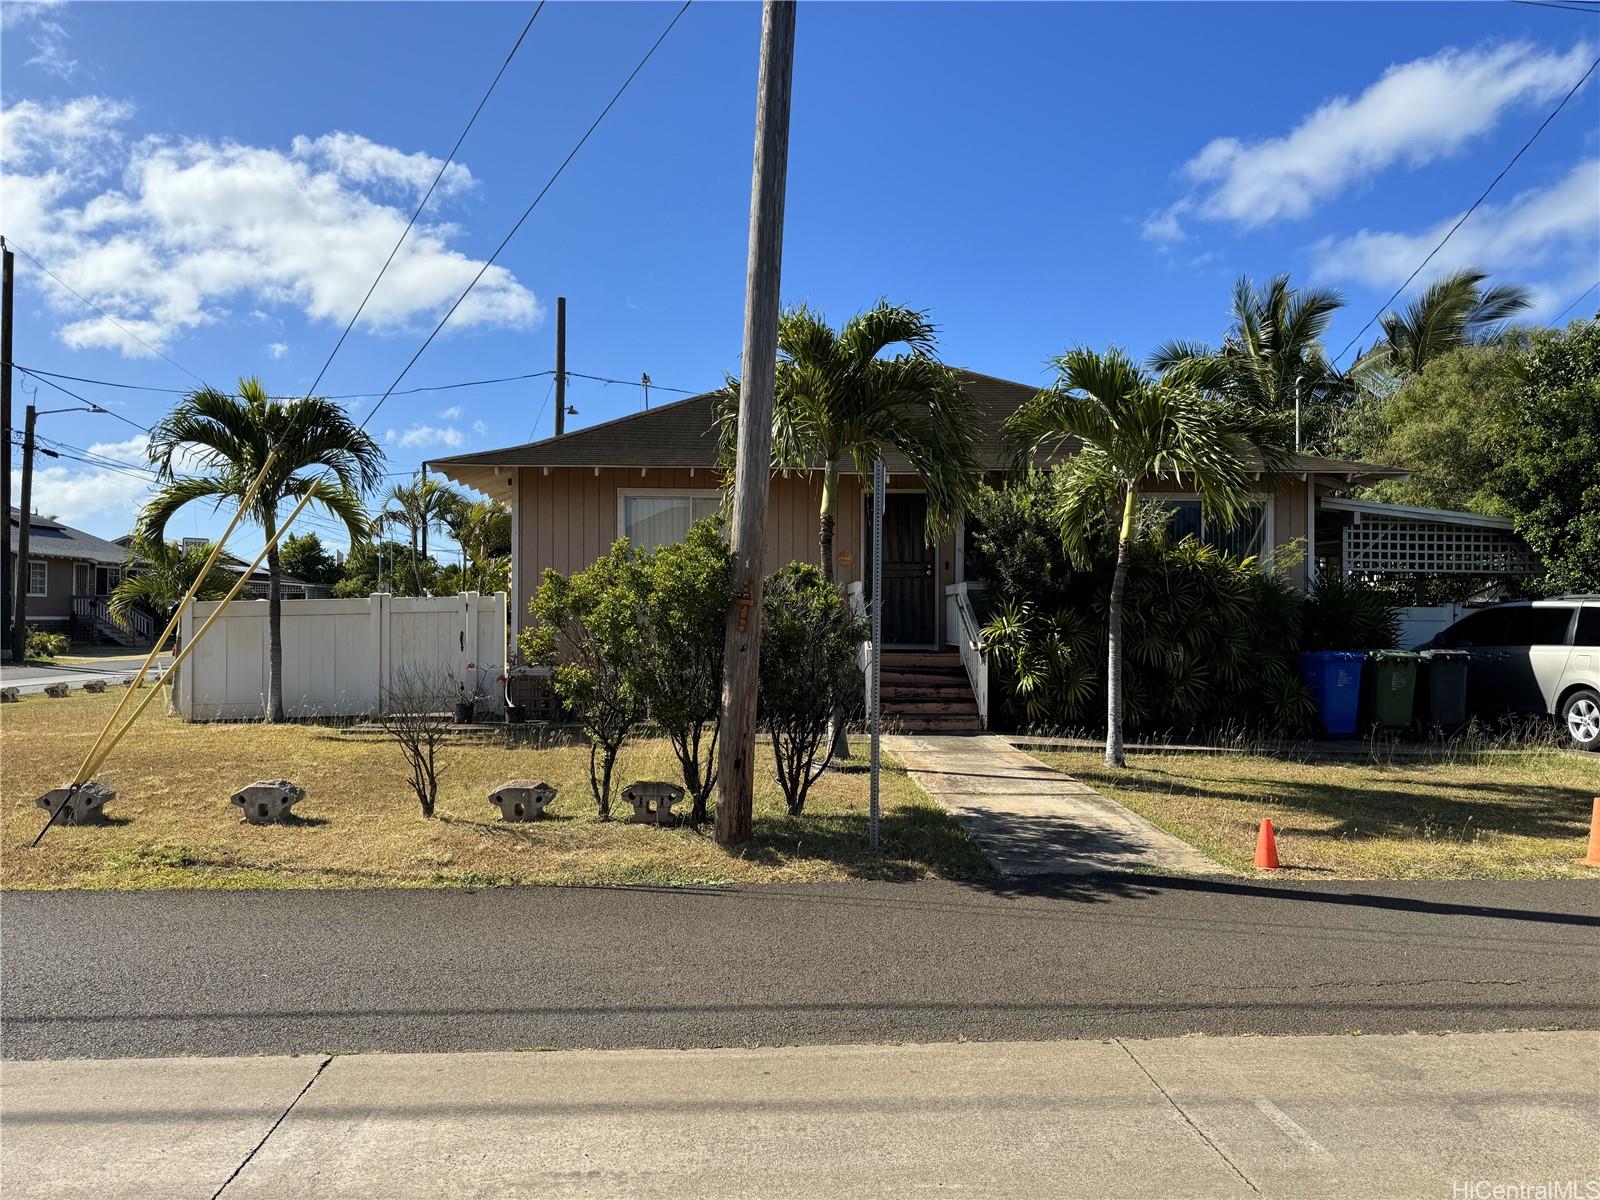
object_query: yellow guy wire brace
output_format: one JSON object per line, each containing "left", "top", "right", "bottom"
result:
{"left": 70, "top": 450, "right": 281, "bottom": 784}
{"left": 72, "top": 479, "right": 321, "bottom": 788}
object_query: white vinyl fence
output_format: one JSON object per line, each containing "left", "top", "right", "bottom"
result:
{"left": 176, "top": 592, "right": 508, "bottom": 721}
{"left": 1397, "top": 604, "right": 1470, "bottom": 650}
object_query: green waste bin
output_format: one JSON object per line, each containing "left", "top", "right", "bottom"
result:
{"left": 1417, "top": 649, "right": 1469, "bottom": 730}
{"left": 1365, "top": 649, "right": 1421, "bottom": 729}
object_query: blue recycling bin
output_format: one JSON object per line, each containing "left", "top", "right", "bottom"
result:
{"left": 1299, "top": 651, "right": 1368, "bottom": 737}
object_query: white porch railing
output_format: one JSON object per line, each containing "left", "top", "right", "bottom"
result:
{"left": 946, "top": 581, "right": 989, "bottom": 729}
{"left": 846, "top": 580, "right": 871, "bottom": 712}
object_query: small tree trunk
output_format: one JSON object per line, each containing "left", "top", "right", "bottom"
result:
{"left": 265, "top": 509, "right": 286, "bottom": 723}
{"left": 1104, "top": 487, "right": 1136, "bottom": 768}
{"left": 818, "top": 465, "right": 837, "bottom": 584}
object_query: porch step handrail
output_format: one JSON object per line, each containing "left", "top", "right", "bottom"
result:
{"left": 949, "top": 582, "right": 989, "bottom": 729}
{"left": 73, "top": 594, "right": 156, "bottom": 643}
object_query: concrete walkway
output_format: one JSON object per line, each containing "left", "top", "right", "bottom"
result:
{"left": 4, "top": 1031, "right": 1596, "bottom": 1199}
{"left": 887, "top": 733, "right": 1222, "bottom": 875}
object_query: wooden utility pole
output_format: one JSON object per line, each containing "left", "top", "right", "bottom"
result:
{"left": 2, "top": 240, "right": 13, "bottom": 661}
{"left": 12, "top": 403, "right": 36, "bottom": 660}
{"left": 716, "top": 0, "right": 797, "bottom": 847}
{"left": 554, "top": 296, "right": 567, "bottom": 437}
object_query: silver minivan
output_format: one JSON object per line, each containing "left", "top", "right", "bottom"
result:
{"left": 1428, "top": 597, "right": 1600, "bottom": 751}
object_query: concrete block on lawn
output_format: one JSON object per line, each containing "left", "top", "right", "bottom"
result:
{"left": 82, "top": 680, "right": 108, "bottom": 694}
{"left": 622, "top": 780, "right": 684, "bottom": 826}
{"left": 230, "top": 780, "right": 305, "bottom": 825}
{"left": 42, "top": 683, "right": 69, "bottom": 699}
{"left": 35, "top": 780, "right": 117, "bottom": 825}
{"left": 0, "top": 686, "right": 18, "bottom": 703}
{"left": 488, "top": 780, "right": 557, "bottom": 822}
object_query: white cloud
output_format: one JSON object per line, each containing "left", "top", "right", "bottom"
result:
{"left": 437, "top": 404, "right": 463, "bottom": 420}
{"left": 2, "top": 2, "right": 77, "bottom": 80}
{"left": 1141, "top": 199, "right": 1190, "bottom": 244}
{"left": 3, "top": 96, "right": 540, "bottom": 357}
{"left": 384, "top": 424, "right": 463, "bottom": 449}
{"left": 266, "top": 341, "right": 289, "bottom": 359}
{"left": 1311, "top": 159, "right": 1600, "bottom": 308}
{"left": 28, "top": 433, "right": 155, "bottom": 531}
{"left": 1148, "top": 40, "right": 1594, "bottom": 237}
{"left": 471, "top": 419, "right": 488, "bottom": 436}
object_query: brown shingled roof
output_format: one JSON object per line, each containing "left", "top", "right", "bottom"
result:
{"left": 428, "top": 368, "right": 1406, "bottom": 486}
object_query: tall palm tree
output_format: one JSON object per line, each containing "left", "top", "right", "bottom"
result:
{"left": 1004, "top": 348, "right": 1288, "bottom": 767}
{"left": 720, "top": 302, "right": 980, "bottom": 582}
{"left": 1152, "top": 274, "right": 1345, "bottom": 450}
{"left": 1352, "top": 267, "right": 1532, "bottom": 383}
{"left": 141, "top": 377, "right": 383, "bottom": 721}
{"left": 380, "top": 474, "right": 458, "bottom": 594}
{"left": 445, "top": 498, "right": 511, "bottom": 594}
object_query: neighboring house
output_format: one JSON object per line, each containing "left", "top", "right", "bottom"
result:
{"left": 8, "top": 507, "right": 150, "bottom": 645}
{"left": 429, "top": 369, "right": 1539, "bottom": 729}
{"left": 108, "top": 535, "right": 333, "bottom": 602}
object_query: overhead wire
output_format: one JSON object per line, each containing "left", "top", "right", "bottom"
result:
{"left": 1331, "top": 52, "right": 1600, "bottom": 365}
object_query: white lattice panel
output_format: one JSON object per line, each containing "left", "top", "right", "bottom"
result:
{"left": 1342, "top": 519, "right": 1538, "bottom": 576}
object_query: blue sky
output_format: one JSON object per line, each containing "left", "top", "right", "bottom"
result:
{"left": 3, "top": 0, "right": 1597, "bottom": 553}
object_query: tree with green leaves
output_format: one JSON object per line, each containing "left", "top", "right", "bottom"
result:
{"left": 634, "top": 521, "right": 733, "bottom": 822}
{"left": 521, "top": 542, "right": 647, "bottom": 819}
{"left": 719, "top": 302, "right": 979, "bottom": 582}
{"left": 444, "top": 497, "right": 512, "bottom": 595}
{"left": 110, "top": 536, "right": 233, "bottom": 627}
{"left": 1351, "top": 267, "right": 1532, "bottom": 388}
{"left": 1003, "top": 348, "right": 1288, "bottom": 766}
{"left": 141, "top": 377, "right": 383, "bottom": 721}
{"left": 1494, "top": 320, "right": 1600, "bottom": 595}
{"left": 381, "top": 474, "right": 459, "bottom": 596}
{"left": 1151, "top": 274, "right": 1345, "bottom": 452}
{"left": 758, "top": 562, "right": 867, "bottom": 814}
{"left": 278, "top": 532, "right": 341, "bottom": 588}
{"left": 332, "top": 539, "right": 433, "bottom": 597}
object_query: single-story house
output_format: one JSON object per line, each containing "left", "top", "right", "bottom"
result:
{"left": 429, "top": 368, "right": 1542, "bottom": 728}
{"left": 8, "top": 507, "right": 148, "bottom": 644}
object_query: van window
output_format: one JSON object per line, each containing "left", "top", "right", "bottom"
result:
{"left": 1577, "top": 608, "right": 1600, "bottom": 647}
{"left": 1503, "top": 605, "right": 1575, "bottom": 647}
{"left": 1436, "top": 607, "right": 1510, "bottom": 648}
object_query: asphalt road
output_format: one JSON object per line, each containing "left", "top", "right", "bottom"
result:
{"left": 0, "top": 656, "right": 169, "bottom": 694}
{"left": 3, "top": 875, "right": 1598, "bottom": 1060}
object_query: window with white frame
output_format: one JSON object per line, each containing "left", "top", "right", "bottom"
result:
{"left": 28, "top": 559, "right": 49, "bottom": 596}
{"left": 618, "top": 490, "right": 721, "bottom": 552}
{"left": 1160, "top": 497, "right": 1272, "bottom": 562}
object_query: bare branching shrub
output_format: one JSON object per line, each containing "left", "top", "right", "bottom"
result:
{"left": 377, "top": 667, "right": 455, "bottom": 818}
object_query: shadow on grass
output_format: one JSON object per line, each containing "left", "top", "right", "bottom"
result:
{"left": 1076, "top": 763, "right": 1594, "bottom": 843}
{"left": 739, "top": 805, "right": 1001, "bottom": 884}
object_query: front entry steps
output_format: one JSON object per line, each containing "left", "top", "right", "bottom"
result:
{"left": 879, "top": 650, "right": 981, "bottom": 733}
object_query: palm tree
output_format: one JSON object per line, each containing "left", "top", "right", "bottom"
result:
{"left": 1152, "top": 274, "right": 1345, "bottom": 451}
{"left": 446, "top": 498, "right": 511, "bottom": 594}
{"left": 141, "top": 377, "right": 383, "bottom": 721}
{"left": 720, "top": 302, "right": 980, "bottom": 582}
{"left": 380, "top": 474, "right": 458, "bottom": 594}
{"left": 1004, "top": 348, "right": 1288, "bottom": 767}
{"left": 109, "top": 536, "right": 233, "bottom": 628}
{"left": 1352, "top": 267, "right": 1532, "bottom": 383}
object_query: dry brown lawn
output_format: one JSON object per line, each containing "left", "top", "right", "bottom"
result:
{"left": 1034, "top": 747, "right": 1600, "bottom": 880}
{"left": 1, "top": 690, "right": 993, "bottom": 890}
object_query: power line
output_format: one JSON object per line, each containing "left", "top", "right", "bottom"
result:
{"left": 1510, "top": 1, "right": 1600, "bottom": 14}
{"left": 299, "top": 2, "right": 547, "bottom": 404}
{"left": 1550, "top": 279, "right": 1600, "bottom": 325}
{"left": 529, "top": 376, "right": 556, "bottom": 440}
{"left": 359, "top": 0, "right": 694, "bottom": 434}
{"left": 11, "top": 368, "right": 154, "bottom": 434}
{"left": 0, "top": 239, "right": 212, "bottom": 388}
{"left": 1332, "top": 53, "right": 1600, "bottom": 366}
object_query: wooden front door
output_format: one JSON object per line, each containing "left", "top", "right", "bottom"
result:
{"left": 866, "top": 492, "right": 937, "bottom": 645}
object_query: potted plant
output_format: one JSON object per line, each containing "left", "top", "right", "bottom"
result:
{"left": 456, "top": 661, "right": 505, "bottom": 724}
{"left": 454, "top": 682, "right": 476, "bottom": 725}
{"left": 503, "top": 652, "right": 528, "bottom": 724}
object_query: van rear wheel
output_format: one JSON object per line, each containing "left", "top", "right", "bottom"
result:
{"left": 1560, "top": 688, "right": 1600, "bottom": 751}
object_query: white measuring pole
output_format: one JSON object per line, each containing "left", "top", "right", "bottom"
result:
{"left": 869, "top": 456, "right": 885, "bottom": 850}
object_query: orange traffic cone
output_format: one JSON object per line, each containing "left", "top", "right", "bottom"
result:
{"left": 1578, "top": 799, "right": 1600, "bottom": 869}
{"left": 1254, "top": 818, "right": 1280, "bottom": 870}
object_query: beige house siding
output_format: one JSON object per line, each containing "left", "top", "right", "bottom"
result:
{"left": 509, "top": 466, "right": 1314, "bottom": 642}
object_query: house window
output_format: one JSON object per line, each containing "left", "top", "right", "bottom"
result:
{"left": 1161, "top": 498, "right": 1272, "bottom": 562}
{"left": 95, "top": 565, "right": 122, "bottom": 596}
{"left": 27, "top": 560, "right": 49, "bottom": 596}
{"left": 618, "top": 490, "right": 721, "bottom": 552}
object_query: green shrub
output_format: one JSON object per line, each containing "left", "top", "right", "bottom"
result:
{"left": 969, "top": 477, "right": 1315, "bottom": 736}
{"left": 26, "top": 627, "right": 69, "bottom": 660}
{"left": 1299, "top": 577, "right": 1400, "bottom": 651}
{"left": 521, "top": 541, "right": 646, "bottom": 819}
{"left": 758, "top": 563, "right": 866, "bottom": 815}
